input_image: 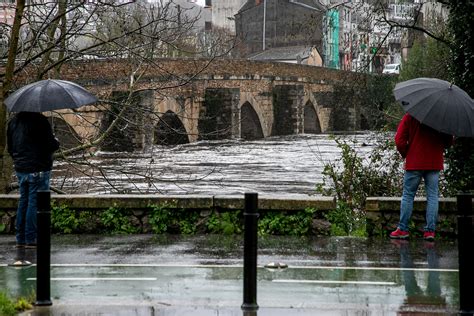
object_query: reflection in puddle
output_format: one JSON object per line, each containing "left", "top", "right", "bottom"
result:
{"left": 393, "top": 240, "right": 449, "bottom": 313}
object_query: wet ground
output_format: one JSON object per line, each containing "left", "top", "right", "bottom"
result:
{"left": 0, "top": 235, "right": 460, "bottom": 315}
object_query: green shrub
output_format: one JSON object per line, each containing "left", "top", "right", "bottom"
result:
{"left": 316, "top": 135, "right": 404, "bottom": 211}
{"left": 207, "top": 211, "right": 242, "bottom": 235}
{"left": 148, "top": 204, "right": 199, "bottom": 235}
{"left": 100, "top": 206, "right": 139, "bottom": 234}
{"left": 316, "top": 135, "right": 405, "bottom": 236}
{"left": 14, "top": 297, "right": 33, "bottom": 312}
{"left": 258, "top": 208, "right": 316, "bottom": 236}
{"left": 149, "top": 205, "right": 172, "bottom": 234}
{"left": 51, "top": 203, "right": 82, "bottom": 234}
{"left": 0, "top": 292, "right": 16, "bottom": 316}
{"left": 0, "top": 292, "right": 33, "bottom": 316}
{"left": 325, "top": 201, "right": 367, "bottom": 237}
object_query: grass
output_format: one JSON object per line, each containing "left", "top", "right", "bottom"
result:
{"left": 0, "top": 291, "right": 33, "bottom": 316}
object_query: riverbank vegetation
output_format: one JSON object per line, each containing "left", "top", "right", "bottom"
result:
{"left": 49, "top": 203, "right": 324, "bottom": 237}
{"left": 0, "top": 291, "right": 33, "bottom": 316}
{"left": 316, "top": 134, "right": 404, "bottom": 236}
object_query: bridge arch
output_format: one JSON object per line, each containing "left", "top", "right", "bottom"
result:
{"left": 240, "top": 102, "right": 264, "bottom": 140}
{"left": 238, "top": 92, "right": 270, "bottom": 138}
{"left": 153, "top": 96, "right": 193, "bottom": 144}
{"left": 49, "top": 116, "right": 82, "bottom": 149}
{"left": 302, "top": 93, "right": 323, "bottom": 133}
{"left": 155, "top": 110, "right": 189, "bottom": 145}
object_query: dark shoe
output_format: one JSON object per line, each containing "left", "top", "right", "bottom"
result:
{"left": 25, "top": 243, "right": 37, "bottom": 249}
{"left": 389, "top": 228, "right": 409, "bottom": 239}
{"left": 423, "top": 231, "right": 435, "bottom": 241}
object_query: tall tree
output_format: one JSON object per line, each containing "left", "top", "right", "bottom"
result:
{"left": 444, "top": 1, "right": 474, "bottom": 193}
{"left": 0, "top": 0, "right": 231, "bottom": 194}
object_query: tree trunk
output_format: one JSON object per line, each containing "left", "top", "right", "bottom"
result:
{"left": 1, "top": 0, "right": 26, "bottom": 193}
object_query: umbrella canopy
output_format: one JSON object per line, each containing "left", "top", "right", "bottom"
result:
{"left": 393, "top": 77, "right": 474, "bottom": 137}
{"left": 4, "top": 79, "right": 98, "bottom": 112}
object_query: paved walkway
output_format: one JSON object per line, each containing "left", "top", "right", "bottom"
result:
{"left": 0, "top": 235, "right": 460, "bottom": 315}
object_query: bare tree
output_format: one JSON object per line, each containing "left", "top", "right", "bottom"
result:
{"left": 0, "top": 0, "right": 232, "bottom": 194}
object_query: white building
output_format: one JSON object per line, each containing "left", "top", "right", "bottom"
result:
{"left": 207, "top": 0, "right": 246, "bottom": 34}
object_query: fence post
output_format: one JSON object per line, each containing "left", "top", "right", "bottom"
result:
{"left": 457, "top": 193, "right": 474, "bottom": 315}
{"left": 241, "top": 193, "right": 259, "bottom": 312}
{"left": 35, "top": 190, "right": 52, "bottom": 306}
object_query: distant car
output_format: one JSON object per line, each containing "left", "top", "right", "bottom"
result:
{"left": 382, "top": 63, "right": 400, "bottom": 75}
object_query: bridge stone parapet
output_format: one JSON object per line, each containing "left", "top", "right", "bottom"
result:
{"left": 9, "top": 58, "right": 373, "bottom": 151}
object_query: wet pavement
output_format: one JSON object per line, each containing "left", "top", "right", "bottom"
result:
{"left": 0, "top": 235, "right": 461, "bottom": 315}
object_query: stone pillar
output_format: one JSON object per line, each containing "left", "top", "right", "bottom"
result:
{"left": 271, "top": 85, "right": 304, "bottom": 136}
{"left": 198, "top": 88, "right": 240, "bottom": 140}
{"left": 99, "top": 89, "right": 153, "bottom": 152}
{"left": 312, "top": 85, "right": 359, "bottom": 132}
{"left": 312, "top": 91, "right": 335, "bottom": 132}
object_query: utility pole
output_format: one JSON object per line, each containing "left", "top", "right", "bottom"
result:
{"left": 262, "top": 0, "right": 266, "bottom": 51}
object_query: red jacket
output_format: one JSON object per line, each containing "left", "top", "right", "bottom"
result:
{"left": 395, "top": 114, "right": 453, "bottom": 170}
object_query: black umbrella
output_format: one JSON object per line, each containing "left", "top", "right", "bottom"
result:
{"left": 4, "top": 79, "right": 98, "bottom": 112}
{"left": 393, "top": 77, "right": 474, "bottom": 137}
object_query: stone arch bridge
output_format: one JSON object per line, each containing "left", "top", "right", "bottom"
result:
{"left": 28, "top": 59, "right": 371, "bottom": 151}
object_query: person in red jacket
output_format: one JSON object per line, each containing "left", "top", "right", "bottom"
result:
{"left": 390, "top": 114, "right": 453, "bottom": 241}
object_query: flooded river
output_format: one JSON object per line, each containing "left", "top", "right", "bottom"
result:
{"left": 52, "top": 133, "right": 382, "bottom": 197}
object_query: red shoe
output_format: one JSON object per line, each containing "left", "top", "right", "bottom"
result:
{"left": 390, "top": 228, "right": 409, "bottom": 239}
{"left": 423, "top": 231, "right": 435, "bottom": 241}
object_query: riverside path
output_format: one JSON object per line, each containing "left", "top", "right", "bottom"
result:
{"left": 0, "top": 234, "right": 460, "bottom": 316}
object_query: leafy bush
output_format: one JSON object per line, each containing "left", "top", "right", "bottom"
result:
{"left": 51, "top": 203, "right": 82, "bottom": 234}
{"left": 0, "top": 292, "right": 33, "bottom": 316}
{"left": 207, "top": 211, "right": 242, "bottom": 235}
{"left": 445, "top": 138, "right": 474, "bottom": 195}
{"left": 316, "top": 135, "right": 405, "bottom": 236}
{"left": 148, "top": 204, "right": 199, "bottom": 235}
{"left": 148, "top": 205, "right": 172, "bottom": 234}
{"left": 14, "top": 297, "right": 33, "bottom": 312}
{"left": 100, "top": 206, "right": 139, "bottom": 234}
{"left": 258, "top": 208, "right": 316, "bottom": 236}
{"left": 317, "top": 134, "right": 404, "bottom": 211}
{"left": 325, "top": 201, "right": 366, "bottom": 237}
{"left": 0, "top": 292, "right": 15, "bottom": 316}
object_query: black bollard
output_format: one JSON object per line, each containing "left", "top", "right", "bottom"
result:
{"left": 35, "top": 190, "right": 52, "bottom": 306}
{"left": 241, "top": 193, "right": 259, "bottom": 312}
{"left": 457, "top": 193, "right": 474, "bottom": 315}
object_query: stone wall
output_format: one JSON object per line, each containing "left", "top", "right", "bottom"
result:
{"left": 365, "top": 197, "right": 459, "bottom": 237}
{"left": 0, "top": 195, "right": 463, "bottom": 237}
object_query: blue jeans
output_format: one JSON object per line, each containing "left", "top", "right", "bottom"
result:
{"left": 398, "top": 170, "right": 439, "bottom": 232}
{"left": 15, "top": 171, "right": 51, "bottom": 244}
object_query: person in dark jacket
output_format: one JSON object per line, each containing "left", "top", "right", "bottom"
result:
{"left": 7, "top": 112, "right": 60, "bottom": 248}
{"left": 390, "top": 114, "right": 453, "bottom": 241}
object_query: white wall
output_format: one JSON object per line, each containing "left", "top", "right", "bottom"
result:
{"left": 211, "top": 0, "right": 247, "bottom": 33}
